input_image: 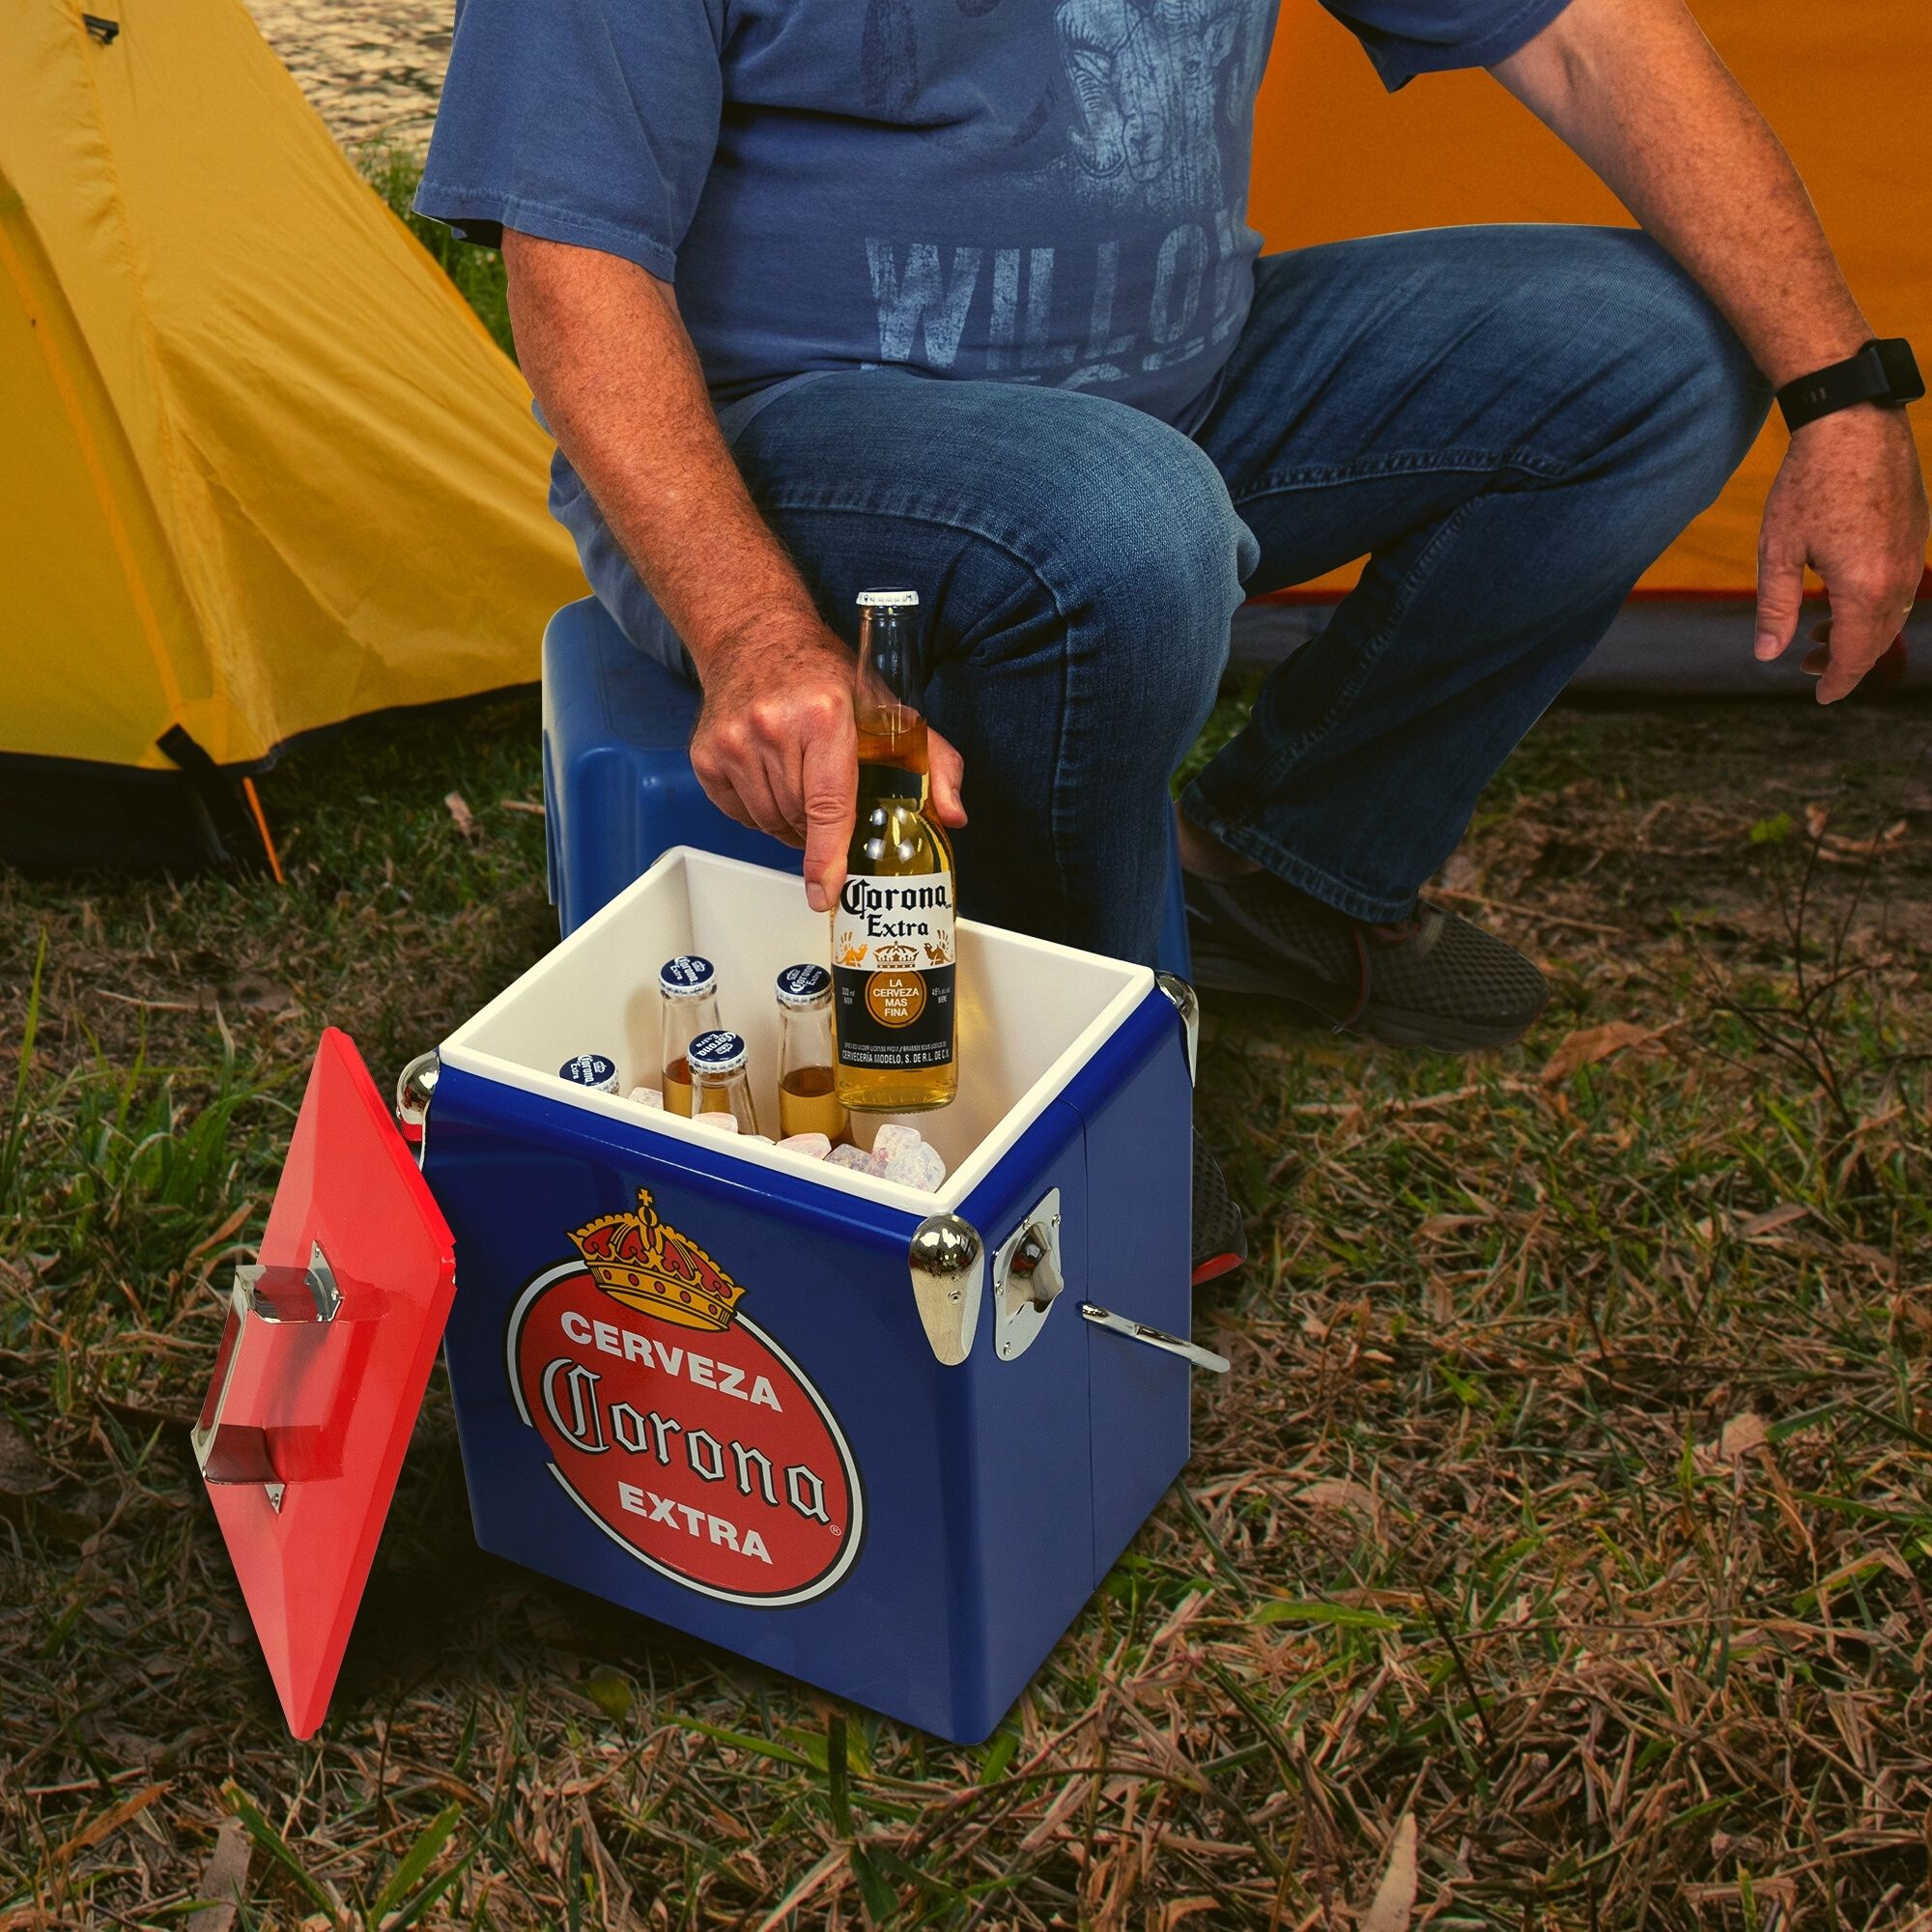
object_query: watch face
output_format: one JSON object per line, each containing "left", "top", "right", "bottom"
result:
{"left": 1875, "top": 338, "right": 1925, "bottom": 404}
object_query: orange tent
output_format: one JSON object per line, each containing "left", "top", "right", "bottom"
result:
{"left": 1249, "top": 0, "right": 1931, "bottom": 598}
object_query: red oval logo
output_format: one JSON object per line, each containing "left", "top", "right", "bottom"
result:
{"left": 505, "top": 1191, "right": 862, "bottom": 1606}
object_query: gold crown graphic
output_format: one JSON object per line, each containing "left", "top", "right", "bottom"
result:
{"left": 567, "top": 1188, "right": 745, "bottom": 1332}
{"left": 873, "top": 941, "right": 918, "bottom": 969}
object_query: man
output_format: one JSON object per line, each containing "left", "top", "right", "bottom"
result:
{"left": 418, "top": 0, "right": 1925, "bottom": 1272}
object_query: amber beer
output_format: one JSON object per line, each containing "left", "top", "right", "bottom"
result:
{"left": 775, "top": 964, "right": 851, "bottom": 1145}
{"left": 832, "top": 590, "right": 957, "bottom": 1113}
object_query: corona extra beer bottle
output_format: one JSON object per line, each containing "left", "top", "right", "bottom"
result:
{"left": 775, "top": 964, "right": 851, "bottom": 1145}
{"left": 686, "top": 1029, "right": 758, "bottom": 1133}
{"left": 657, "top": 954, "right": 722, "bottom": 1118}
{"left": 832, "top": 589, "right": 957, "bottom": 1113}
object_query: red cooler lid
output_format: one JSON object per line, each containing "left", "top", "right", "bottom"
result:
{"left": 194, "top": 1027, "right": 456, "bottom": 1738}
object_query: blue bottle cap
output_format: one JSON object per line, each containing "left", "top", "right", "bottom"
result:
{"left": 775, "top": 962, "right": 833, "bottom": 1007}
{"left": 686, "top": 1030, "right": 748, "bottom": 1075}
{"left": 658, "top": 954, "right": 718, "bottom": 998}
{"left": 556, "top": 1052, "right": 619, "bottom": 1094}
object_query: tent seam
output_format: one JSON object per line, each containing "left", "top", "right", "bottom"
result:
{"left": 0, "top": 195, "right": 185, "bottom": 723}
{"left": 64, "top": 0, "right": 238, "bottom": 748}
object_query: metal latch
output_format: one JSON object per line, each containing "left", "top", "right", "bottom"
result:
{"left": 993, "top": 1189, "right": 1064, "bottom": 1362}
{"left": 1081, "top": 1301, "right": 1229, "bottom": 1374}
{"left": 191, "top": 1240, "right": 341, "bottom": 1510}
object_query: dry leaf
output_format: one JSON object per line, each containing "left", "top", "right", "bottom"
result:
{"left": 444, "top": 790, "right": 478, "bottom": 839}
{"left": 1719, "top": 1413, "right": 1768, "bottom": 1463}
{"left": 1296, "top": 1478, "right": 1376, "bottom": 1518}
{"left": 185, "top": 1817, "right": 252, "bottom": 1932}
{"left": 1821, "top": 818, "right": 1909, "bottom": 862}
{"left": 226, "top": 972, "right": 291, "bottom": 1012}
{"left": 1540, "top": 1021, "right": 1666, "bottom": 1084}
{"left": 1736, "top": 1203, "right": 1809, "bottom": 1240}
{"left": 54, "top": 1784, "right": 169, "bottom": 1859}
{"left": 0, "top": 1419, "right": 55, "bottom": 1495}
{"left": 1156, "top": 1902, "right": 1222, "bottom": 1930}
{"left": 1359, "top": 1812, "right": 1419, "bottom": 1932}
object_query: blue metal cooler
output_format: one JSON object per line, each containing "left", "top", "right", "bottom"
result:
{"left": 197, "top": 846, "right": 1217, "bottom": 1745}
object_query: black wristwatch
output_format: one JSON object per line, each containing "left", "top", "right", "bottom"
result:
{"left": 1776, "top": 337, "right": 1924, "bottom": 433}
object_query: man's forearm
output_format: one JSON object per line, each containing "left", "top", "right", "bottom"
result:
{"left": 1493, "top": 0, "right": 1868, "bottom": 387}
{"left": 502, "top": 230, "right": 818, "bottom": 670}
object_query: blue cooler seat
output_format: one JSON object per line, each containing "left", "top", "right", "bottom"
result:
{"left": 541, "top": 596, "right": 1194, "bottom": 977}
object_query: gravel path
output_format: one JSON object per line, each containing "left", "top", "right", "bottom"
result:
{"left": 244, "top": 0, "right": 449, "bottom": 151}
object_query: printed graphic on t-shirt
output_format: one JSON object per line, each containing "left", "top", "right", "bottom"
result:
{"left": 862, "top": 0, "right": 1273, "bottom": 399}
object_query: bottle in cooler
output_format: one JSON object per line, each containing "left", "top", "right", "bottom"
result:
{"left": 774, "top": 963, "right": 850, "bottom": 1146}
{"left": 686, "top": 1030, "right": 758, "bottom": 1133}
{"left": 658, "top": 954, "right": 721, "bottom": 1118}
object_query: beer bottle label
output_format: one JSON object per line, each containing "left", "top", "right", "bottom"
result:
{"left": 832, "top": 870, "right": 955, "bottom": 1071}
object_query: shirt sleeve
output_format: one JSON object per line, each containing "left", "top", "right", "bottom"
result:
{"left": 412, "top": 0, "right": 725, "bottom": 280}
{"left": 1320, "top": 0, "right": 1577, "bottom": 90}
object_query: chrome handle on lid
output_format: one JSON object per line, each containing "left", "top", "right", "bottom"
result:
{"left": 192, "top": 1239, "right": 341, "bottom": 1511}
{"left": 1080, "top": 1301, "right": 1229, "bottom": 1375}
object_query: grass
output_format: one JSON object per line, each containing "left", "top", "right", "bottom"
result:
{"left": 3, "top": 689, "right": 1930, "bottom": 1927}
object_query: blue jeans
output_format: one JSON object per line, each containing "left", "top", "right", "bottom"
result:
{"left": 557, "top": 225, "right": 1769, "bottom": 965}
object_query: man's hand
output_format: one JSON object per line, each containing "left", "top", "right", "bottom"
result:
{"left": 691, "top": 614, "right": 967, "bottom": 913}
{"left": 1754, "top": 408, "right": 1929, "bottom": 702}
{"left": 1494, "top": 0, "right": 1930, "bottom": 704}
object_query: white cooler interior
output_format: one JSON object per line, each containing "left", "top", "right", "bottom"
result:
{"left": 439, "top": 847, "right": 1156, "bottom": 1211}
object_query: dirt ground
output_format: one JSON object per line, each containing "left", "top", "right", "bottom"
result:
{"left": 4, "top": 689, "right": 1930, "bottom": 1926}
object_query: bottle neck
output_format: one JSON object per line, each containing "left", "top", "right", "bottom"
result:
{"left": 692, "top": 1067, "right": 753, "bottom": 1119}
{"left": 663, "top": 993, "right": 721, "bottom": 1056}
{"left": 780, "top": 1001, "right": 835, "bottom": 1071}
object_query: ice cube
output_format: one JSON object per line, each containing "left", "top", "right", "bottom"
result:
{"left": 882, "top": 1138, "right": 947, "bottom": 1192}
{"left": 870, "top": 1123, "right": 924, "bottom": 1165}
{"left": 693, "top": 1112, "right": 739, "bottom": 1134}
{"left": 628, "top": 1086, "right": 664, "bottom": 1110}
{"left": 777, "top": 1132, "right": 833, "bottom": 1159}
{"left": 825, "top": 1143, "right": 886, "bottom": 1176}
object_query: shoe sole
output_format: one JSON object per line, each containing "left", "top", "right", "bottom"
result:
{"left": 1188, "top": 929, "right": 1543, "bottom": 1053}
{"left": 1191, "top": 1248, "right": 1245, "bottom": 1287}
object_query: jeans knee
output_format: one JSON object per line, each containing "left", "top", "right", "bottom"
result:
{"left": 1032, "top": 411, "right": 1253, "bottom": 722}
{"left": 1607, "top": 233, "right": 1772, "bottom": 493}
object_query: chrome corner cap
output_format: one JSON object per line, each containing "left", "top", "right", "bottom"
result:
{"left": 1154, "top": 972, "right": 1199, "bottom": 1086}
{"left": 907, "top": 1213, "right": 984, "bottom": 1368}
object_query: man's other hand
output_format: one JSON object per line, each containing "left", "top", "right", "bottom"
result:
{"left": 690, "top": 615, "right": 967, "bottom": 914}
{"left": 1755, "top": 408, "right": 1930, "bottom": 702}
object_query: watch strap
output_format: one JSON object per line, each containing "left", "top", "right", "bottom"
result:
{"left": 1777, "top": 337, "right": 1924, "bottom": 433}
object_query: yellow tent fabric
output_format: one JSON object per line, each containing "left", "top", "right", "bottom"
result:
{"left": 0, "top": 0, "right": 580, "bottom": 778}
{"left": 1249, "top": 0, "right": 1932, "bottom": 595}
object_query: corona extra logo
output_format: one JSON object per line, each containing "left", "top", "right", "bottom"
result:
{"left": 871, "top": 941, "right": 918, "bottom": 969}
{"left": 508, "top": 1190, "right": 863, "bottom": 1605}
{"left": 567, "top": 1189, "right": 744, "bottom": 1331}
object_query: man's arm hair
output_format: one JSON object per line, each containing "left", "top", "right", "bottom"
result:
{"left": 1492, "top": 0, "right": 1864, "bottom": 389}
{"left": 500, "top": 230, "right": 965, "bottom": 903}
{"left": 503, "top": 231, "right": 820, "bottom": 673}
{"left": 1493, "top": 0, "right": 1928, "bottom": 701}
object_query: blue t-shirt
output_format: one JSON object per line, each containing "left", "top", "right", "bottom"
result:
{"left": 417, "top": 0, "right": 1571, "bottom": 433}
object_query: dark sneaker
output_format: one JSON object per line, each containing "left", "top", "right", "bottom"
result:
{"left": 1192, "top": 1132, "right": 1247, "bottom": 1286}
{"left": 1184, "top": 870, "right": 1548, "bottom": 1051}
